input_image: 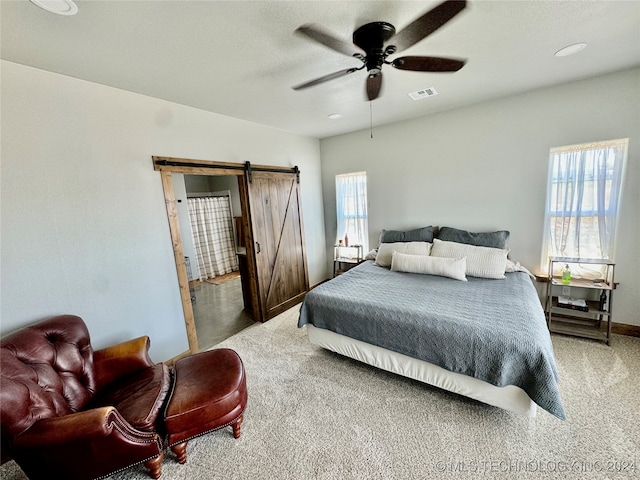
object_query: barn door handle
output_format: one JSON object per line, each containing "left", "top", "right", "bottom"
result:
{"left": 256, "top": 242, "right": 261, "bottom": 254}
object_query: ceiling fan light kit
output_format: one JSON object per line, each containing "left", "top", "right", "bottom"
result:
{"left": 292, "top": 0, "right": 468, "bottom": 101}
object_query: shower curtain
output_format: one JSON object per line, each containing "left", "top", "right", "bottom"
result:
{"left": 187, "top": 196, "right": 239, "bottom": 281}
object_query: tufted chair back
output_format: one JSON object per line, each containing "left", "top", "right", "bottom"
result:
{"left": 1, "top": 315, "right": 170, "bottom": 479}
{"left": 0, "top": 315, "right": 97, "bottom": 446}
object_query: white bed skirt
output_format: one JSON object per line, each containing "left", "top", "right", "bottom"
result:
{"left": 306, "top": 324, "right": 537, "bottom": 417}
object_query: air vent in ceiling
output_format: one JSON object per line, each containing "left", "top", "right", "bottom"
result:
{"left": 408, "top": 87, "right": 438, "bottom": 101}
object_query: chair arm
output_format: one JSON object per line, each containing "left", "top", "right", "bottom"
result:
{"left": 13, "top": 406, "right": 158, "bottom": 447}
{"left": 93, "top": 336, "right": 155, "bottom": 391}
{"left": 10, "top": 407, "right": 163, "bottom": 479}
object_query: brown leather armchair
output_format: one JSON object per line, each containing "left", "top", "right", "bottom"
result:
{"left": 0, "top": 315, "right": 172, "bottom": 480}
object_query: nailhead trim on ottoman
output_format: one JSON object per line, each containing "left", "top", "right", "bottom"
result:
{"left": 164, "top": 349, "right": 247, "bottom": 464}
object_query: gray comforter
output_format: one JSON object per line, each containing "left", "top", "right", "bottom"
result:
{"left": 298, "top": 261, "right": 565, "bottom": 419}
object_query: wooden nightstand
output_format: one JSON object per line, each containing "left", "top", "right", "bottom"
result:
{"left": 545, "top": 257, "right": 616, "bottom": 345}
{"left": 333, "top": 244, "right": 363, "bottom": 277}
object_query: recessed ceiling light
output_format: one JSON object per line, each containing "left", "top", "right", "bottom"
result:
{"left": 555, "top": 43, "right": 587, "bottom": 57}
{"left": 328, "top": 113, "right": 342, "bottom": 120}
{"left": 30, "top": 0, "right": 78, "bottom": 16}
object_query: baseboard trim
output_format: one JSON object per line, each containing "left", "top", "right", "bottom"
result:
{"left": 611, "top": 322, "right": 640, "bottom": 337}
{"left": 310, "top": 278, "right": 331, "bottom": 290}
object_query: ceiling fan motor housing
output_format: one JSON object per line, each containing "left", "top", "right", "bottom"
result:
{"left": 353, "top": 22, "right": 396, "bottom": 74}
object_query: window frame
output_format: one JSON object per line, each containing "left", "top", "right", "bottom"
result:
{"left": 540, "top": 138, "right": 628, "bottom": 275}
{"left": 335, "top": 171, "right": 369, "bottom": 253}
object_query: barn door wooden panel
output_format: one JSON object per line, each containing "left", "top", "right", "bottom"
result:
{"left": 247, "top": 171, "right": 309, "bottom": 320}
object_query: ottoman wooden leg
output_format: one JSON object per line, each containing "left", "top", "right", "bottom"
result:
{"left": 144, "top": 453, "right": 163, "bottom": 479}
{"left": 170, "top": 415, "right": 242, "bottom": 466}
{"left": 232, "top": 415, "right": 244, "bottom": 439}
{"left": 171, "top": 442, "right": 188, "bottom": 464}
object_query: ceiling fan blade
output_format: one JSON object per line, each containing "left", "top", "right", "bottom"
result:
{"left": 390, "top": 0, "right": 467, "bottom": 53}
{"left": 366, "top": 72, "right": 383, "bottom": 101}
{"left": 295, "top": 24, "right": 358, "bottom": 57}
{"left": 292, "top": 67, "right": 363, "bottom": 90}
{"left": 391, "top": 56, "right": 465, "bottom": 72}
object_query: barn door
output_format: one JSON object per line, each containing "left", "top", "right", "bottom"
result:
{"left": 246, "top": 170, "right": 309, "bottom": 320}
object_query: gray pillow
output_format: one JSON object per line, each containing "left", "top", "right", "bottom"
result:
{"left": 437, "top": 226, "right": 510, "bottom": 249}
{"left": 379, "top": 226, "right": 433, "bottom": 244}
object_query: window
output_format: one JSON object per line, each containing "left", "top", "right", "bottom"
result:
{"left": 541, "top": 138, "right": 628, "bottom": 276}
{"left": 335, "top": 172, "right": 369, "bottom": 253}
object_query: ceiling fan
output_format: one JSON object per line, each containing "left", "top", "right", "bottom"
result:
{"left": 292, "top": 0, "right": 468, "bottom": 101}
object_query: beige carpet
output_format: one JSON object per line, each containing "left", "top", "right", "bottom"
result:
{"left": 2, "top": 306, "right": 638, "bottom": 479}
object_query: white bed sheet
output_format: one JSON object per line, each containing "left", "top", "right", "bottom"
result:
{"left": 306, "top": 324, "right": 537, "bottom": 417}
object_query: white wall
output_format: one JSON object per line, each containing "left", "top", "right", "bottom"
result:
{"left": 0, "top": 61, "right": 326, "bottom": 361}
{"left": 206, "top": 175, "right": 242, "bottom": 218}
{"left": 320, "top": 68, "right": 639, "bottom": 327}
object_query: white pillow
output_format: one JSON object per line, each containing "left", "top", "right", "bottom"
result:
{"left": 391, "top": 252, "right": 467, "bottom": 281}
{"left": 431, "top": 239, "right": 508, "bottom": 279}
{"left": 375, "top": 242, "right": 432, "bottom": 268}
{"left": 364, "top": 249, "right": 378, "bottom": 261}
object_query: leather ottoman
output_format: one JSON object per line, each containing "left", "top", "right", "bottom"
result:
{"left": 164, "top": 349, "right": 247, "bottom": 463}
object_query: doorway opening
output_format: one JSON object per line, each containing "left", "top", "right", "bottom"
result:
{"left": 174, "top": 173, "right": 254, "bottom": 351}
{"left": 154, "top": 156, "right": 308, "bottom": 357}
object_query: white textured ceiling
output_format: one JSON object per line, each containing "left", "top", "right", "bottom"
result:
{"left": 2, "top": 0, "right": 639, "bottom": 139}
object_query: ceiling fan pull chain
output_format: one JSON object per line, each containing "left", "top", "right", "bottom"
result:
{"left": 370, "top": 102, "right": 374, "bottom": 139}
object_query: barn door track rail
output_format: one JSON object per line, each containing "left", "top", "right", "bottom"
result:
{"left": 153, "top": 156, "right": 300, "bottom": 182}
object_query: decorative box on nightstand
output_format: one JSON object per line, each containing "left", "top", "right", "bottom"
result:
{"left": 545, "top": 257, "right": 616, "bottom": 345}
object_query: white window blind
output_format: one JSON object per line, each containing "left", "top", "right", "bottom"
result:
{"left": 541, "top": 138, "right": 628, "bottom": 277}
{"left": 335, "top": 172, "right": 369, "bottom": 253}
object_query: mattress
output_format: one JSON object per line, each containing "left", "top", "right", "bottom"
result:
{"left": 306, "top": 324, "right": 538, "bottom": 417}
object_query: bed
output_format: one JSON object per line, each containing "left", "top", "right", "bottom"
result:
{"left": 298, "top": 255, "right": 565, "bottom": 419}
